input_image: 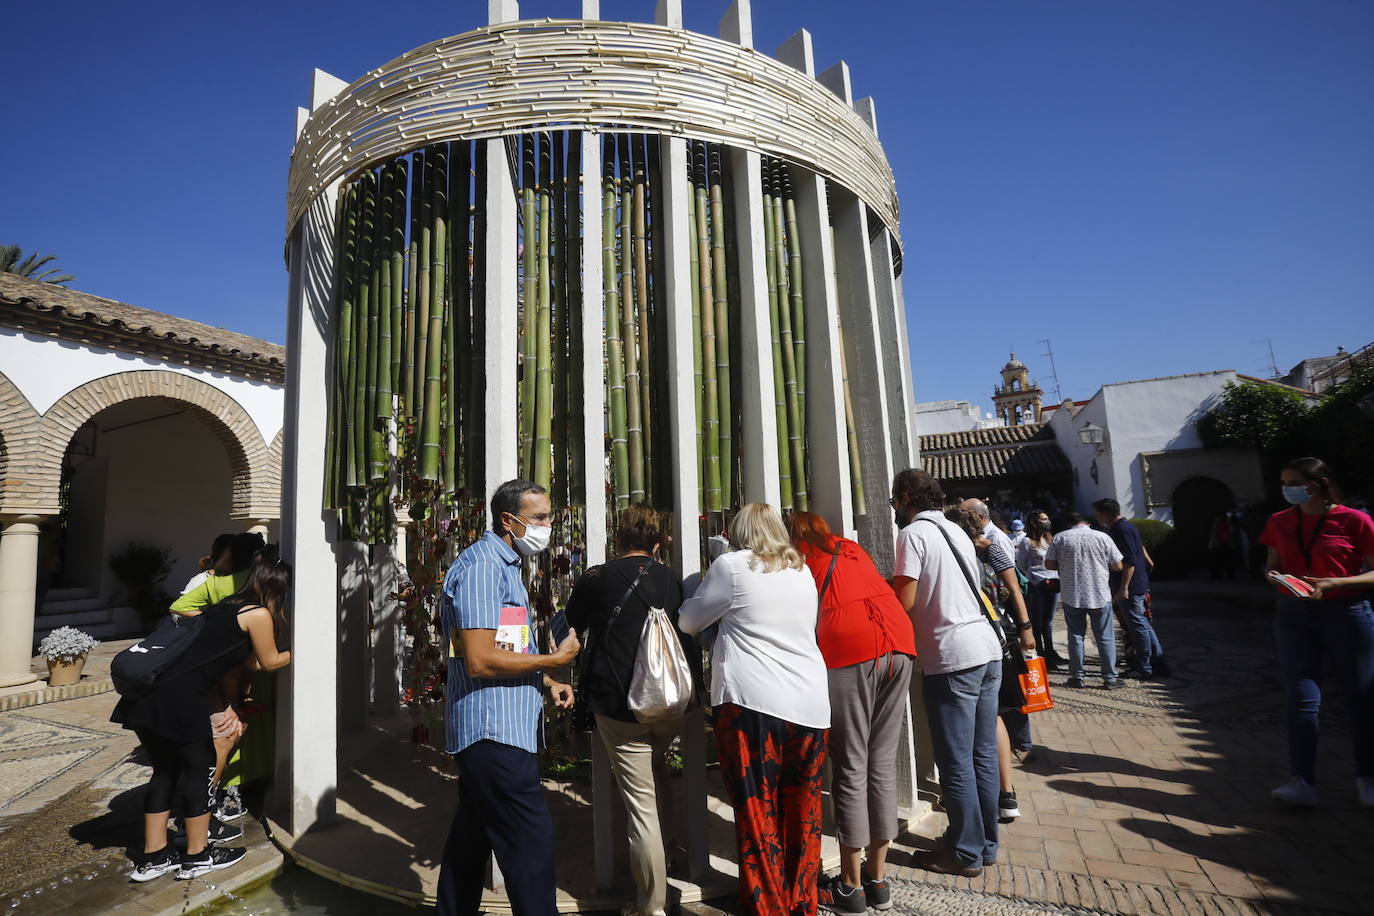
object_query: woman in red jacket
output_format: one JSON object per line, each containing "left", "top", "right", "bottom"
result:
{"left": 1262, "top": 457, "right": 1374, "bottom": 809}
{"left": 788, "top": 512, "right": 917, "bottom": 914}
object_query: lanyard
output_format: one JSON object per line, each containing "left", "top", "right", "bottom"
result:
{"left": 1293, "top": 508, "right": 1330, "bottom": 570}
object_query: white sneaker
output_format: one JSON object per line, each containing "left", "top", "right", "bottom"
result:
{"left": 1357, "top": 777, "right": 1374, "bottom": 808}
{"left": 1271, "top": 776, "right": 1319, "bottom": 808}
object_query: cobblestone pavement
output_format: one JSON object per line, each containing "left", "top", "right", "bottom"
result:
{"left": 868, "top": 579, "right": 1374, "bottom": 916}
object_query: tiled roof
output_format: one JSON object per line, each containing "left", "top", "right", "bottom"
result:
{"left": 919, "top": 423, "right": 1070, "bottom": 482}
{"left": 0, "top": 273, "right": 285, "bottom": 384}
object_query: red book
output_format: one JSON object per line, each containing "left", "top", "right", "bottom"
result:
{"left": 1267, "top": 571, "right": 1316, "bottom": 599}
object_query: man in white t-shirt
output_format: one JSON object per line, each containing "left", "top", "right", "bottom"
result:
{"left": 890, "top": 470, "right": 1002, "bottom": 879}
{"left": 1044, "top": 514, "right": 1124, "bottom": 688}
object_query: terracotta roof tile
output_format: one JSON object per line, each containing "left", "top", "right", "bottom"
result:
{"left": 0, "top": 273, "right": 285, "bottom": 382}
{"left": 919, "top": 423, "right": 1070, "bottom": 482}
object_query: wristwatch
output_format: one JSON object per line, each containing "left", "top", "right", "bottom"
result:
{"left": 1016, "top": 621, "right": 1033, "bottom": 631}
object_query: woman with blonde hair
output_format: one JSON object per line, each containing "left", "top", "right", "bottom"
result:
{"left": 679, "top": 503, "right": 830, "bottom": 916}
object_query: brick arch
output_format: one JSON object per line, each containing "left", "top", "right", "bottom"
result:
{"left": 0, "top": 370, "right": 44, "bottom": 516}
{"left": 29, "top": 370, "right": 274, "bottom": 519}
{"left": 262, "top": 428, "right": 284, "bottom": 519}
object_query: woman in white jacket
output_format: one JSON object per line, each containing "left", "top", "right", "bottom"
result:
{"left": 679, "top": 503, "right": 830, "bottom": 916}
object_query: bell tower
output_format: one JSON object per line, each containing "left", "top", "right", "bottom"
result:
{"left": 992, "top": 352, "right": 1043, "bottom": 425}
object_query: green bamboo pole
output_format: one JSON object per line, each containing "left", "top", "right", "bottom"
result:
{"left": 603, "top": 135, "right": 630, "bottom": 512}
{"left": 551, "top": 131, "right": 569, "bottom": 503}
{"left": 694, "top": 143, "right": 721, "bottom": 513}
{"left": 377, "top": 163, "right": 395, "bottom": 418}
{"left": 708, "top": 146, "right": 733, "bottom": 506}
{"left": 533, "top": 133, "right": 554, "bottom": 489}
{"left": 402, "top": 152, "right": 421, "bottom": 420}
{"left": 519, "top": 134, "right": 538, "bottom": 474}
{"left": 762, "top": 172, "right": 792, "bottom": 510}
{"left": 687, "top": 163, "right": 703, "bottom": 508}
{"left": 389, "top": 159, "right": 406, "bottom": 402}
{"left": 353, "top": 172, "right": 375, "bottom": 491}
{"left": 783, "top": 166, "right": 807, "bottom": 461}
{"left": 838, "top": 327, "right": 867, "bottom": 516}
{"left": 336, "top": 183, "right": 360, "bottom": 491}
{"left": 566, "top": 131, "right": 586, "bottom": 504}
{"left": 367, "top": 163, "right": 388, "bottom": 482}
{"left": 449, "top": 140, "right": 471, "bottom": 491}
{"left": 619, "top": 134, "right": 644, "bottom": 503}
{"left": 419, "top": 144, "right": 449, "bottom": 482}
{"left": 324, "top": 191, "right": 345, "bottom": 508}
{"left": 631, "top": 134, "right": 652, "bottom": 505}
{"left": 770, "top": 162, "right": 806, "bottom": 510}
{"left": 414, "top": 150, "right": 433, "bottom": 435}
{"left": 468, "top": 142, "right": 488, "bottom": 479}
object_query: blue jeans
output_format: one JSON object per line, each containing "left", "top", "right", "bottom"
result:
{"left": 1063, "top": 604, "right": 1117, "bottom": 683}
{"left": 1274, "top": 595, "right": 1374, "bottom": 784}
{"left": 922, "top": 660, "right": 1001, "bottom": 868}
{"left": 1117, "top": 594, "right": 1163, "bottom": 675}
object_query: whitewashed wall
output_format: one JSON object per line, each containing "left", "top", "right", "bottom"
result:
{"left": 0, "top": 326, "right": 284, "bottom": 444}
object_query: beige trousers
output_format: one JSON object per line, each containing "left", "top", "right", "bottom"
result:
{"left": 595, "top": 713, "right": 682, "bottom": 916}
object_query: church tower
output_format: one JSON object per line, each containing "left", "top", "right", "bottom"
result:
{"left": 992, "top": 352, "right": 1043, "bottom": 425}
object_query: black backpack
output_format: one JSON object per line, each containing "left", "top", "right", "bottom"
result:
{"left": 111, "top": 607, "right": 242, "bottom": 698}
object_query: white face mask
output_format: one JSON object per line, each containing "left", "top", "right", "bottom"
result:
{"left": 509, "top": 515, "right": 553, "bottom": 556}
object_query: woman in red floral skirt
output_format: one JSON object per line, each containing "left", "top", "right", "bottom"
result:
{"left": 679, "top": 503, "right": 830, "bottom": 916}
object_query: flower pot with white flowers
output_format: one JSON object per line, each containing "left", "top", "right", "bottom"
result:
{"left": 38, "top": 627, "right": 100, "bottom": 687}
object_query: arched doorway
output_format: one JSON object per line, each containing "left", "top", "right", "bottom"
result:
{"left": 1171, "top": 476, "right": 1235, "bottom": 576}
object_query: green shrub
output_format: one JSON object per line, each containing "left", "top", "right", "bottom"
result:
{"left": 1130, "top": 518, "right": 1174, "bottom": 553}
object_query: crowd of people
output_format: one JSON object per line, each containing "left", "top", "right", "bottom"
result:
{"left": 111, "top": 454, "right": 1373, "bottom": 914}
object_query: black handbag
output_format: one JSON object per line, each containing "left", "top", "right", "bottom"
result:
{"left": 571, "top": 562, "right": 653, "bottom": 733}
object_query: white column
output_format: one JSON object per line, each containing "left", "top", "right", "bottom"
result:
{"left": 370, "top": 542, "right": 402, "bottom": 718}
{"left": 654, "top": 0, "right": 682, "bottom": 29}
{"left": 488, "top": 0, "right": 519, "bottom": 25}
{"left": 483, "top": 138, "right": 520, "bottom": 496}
{"left": 280, "top": 68, "right": 348, "bottom": 836}
{"left": 819, "top": 62, "right": 897, "bottom": 572}
{"left": 855, "top": 97, "right": 916, "bottom": 469}
{"left": 659, "top": 136, "right": 708, "bottom": 881}
{"left": 581, "top": 131, "right": 608, "bottom": 568}
{"left": 0, "top": 515, "right": 42, "bottom": 687}
{"left": 580, "top": 0, "right": 599, "bottom": 18}
{"left": 729, "top": 149, "right": 781, "bottom": 507}
{"left": 720, "top": 0, "right": 753, "bottom": 47}
{"left": 776, "top": 30, "right": 855, "bottom": 539}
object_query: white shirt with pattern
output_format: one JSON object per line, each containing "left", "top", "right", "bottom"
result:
{"left": 1044, "top": 524, "right": 1122, "bottom": 609}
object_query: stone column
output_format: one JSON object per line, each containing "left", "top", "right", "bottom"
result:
{"left": 0, "top": 515, "right": 42, "bottom": 687}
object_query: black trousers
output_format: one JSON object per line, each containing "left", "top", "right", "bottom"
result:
{"left": 136, "top": 730, "right": 216, "bottom": 817}
{"left": 436, "top": 740, "right": 557, "bottom": 916}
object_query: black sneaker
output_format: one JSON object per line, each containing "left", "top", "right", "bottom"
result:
{"left": 818, "top": 874, "right": 867, "bottom": 915}
{"left": 999, "top": 790, "right": 1021, "bottom": 821}
{"left": 861, "top": 864, "right": 892, "bottom": 911}
{"left": 1120, "top": 667, "right": 1153, "bottom": 680}
{"left": 129, "top": 846, "right": 177, "bottom": 883}
{"left": 1064, "top": 677, "right": 1085, "bottom": 688}
{"left": 208, "top": 815, "right": 244, "bottom": 845}
{"left": 177, "top": 846, "right": 247, "bottom": 880}
{"left": 1103, "top": 679, "right": 1124, "bottom": 690}
{"left": 217, "top": 786, "right": 247, "bottom": 822}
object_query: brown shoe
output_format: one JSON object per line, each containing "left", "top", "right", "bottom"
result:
{"left": 915, "top": 852, "right": 982, "bottom": 878}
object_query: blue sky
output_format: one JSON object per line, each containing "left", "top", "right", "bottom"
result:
{"left": 5, "top": 0, "right": 1370, "bottom": 407}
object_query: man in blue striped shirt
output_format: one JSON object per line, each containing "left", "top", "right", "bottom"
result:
{"left": 436, "top": 479, "right": 580, "bottom": 916}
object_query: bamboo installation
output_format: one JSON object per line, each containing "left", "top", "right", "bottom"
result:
{"left": 762, "top": 156, "right": 810, "bottom": 512}
{"left": 323, "top": 141, "right": 488, "bottom": 542}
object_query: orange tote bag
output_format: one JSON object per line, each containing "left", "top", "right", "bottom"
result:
{"left": 1019, "top": 655, "right": 1054, "bottom": 714}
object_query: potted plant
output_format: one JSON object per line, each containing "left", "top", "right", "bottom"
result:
{"left": 38, "top": 626, "right": 100, "bottom": 687}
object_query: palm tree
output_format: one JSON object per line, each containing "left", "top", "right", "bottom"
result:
{"left": 0, "top": 245, "right": 74, "bottom": 285}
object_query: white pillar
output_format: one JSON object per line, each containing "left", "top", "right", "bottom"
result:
{"left": 658, "top": 135, "right": 708, "bottom": 881}
{"left": 484, "top": 138, "right": 520, "bottom": 495}
{"left": 818, "top": 62, "right": 898, "bottom": 572}
{"left": 488, "top": 0, "right": 519, "bottom": 25}
{"left": 720, "top": 0, "right": 753, "bottom": 47}
{"left": 729, "top": 148, "right": 782, "bottom": 507}
{"left": 581, "top": 131, "right": 608, "bottom": 568}
{"left": 370, "top": 543, "right": 402, "bottom": 717}
{"left": 580, "top": 0, "right": 599, "bottom": 18}
{"left": 280, "top": 67, "right": 347, "bottom": 836}
{"left": 654, "top": 0, "right": 682, "bottom": 29}
{"left": 776, "top": 30, "right": 855, "bottom": 539}
{"left": 0, "top": 516, "right": 42, "bottom": 687}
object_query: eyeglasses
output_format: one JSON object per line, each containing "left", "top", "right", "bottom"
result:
{"left": 513, "top": 512, "right": 554, "bottom": 524}
{"left": 887, "top": 497, "right": 900, "bottom": 508}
